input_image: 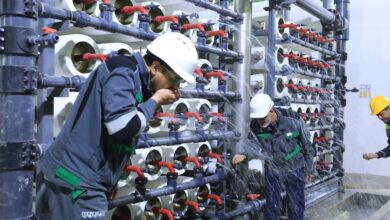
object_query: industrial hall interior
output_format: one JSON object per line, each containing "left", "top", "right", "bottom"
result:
{"left": 2, "top": 0, "right": 390, "bottom": 219}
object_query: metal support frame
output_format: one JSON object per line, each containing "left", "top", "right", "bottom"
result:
{"left": 0, "top": 0, "right": 40, "bottom": 219}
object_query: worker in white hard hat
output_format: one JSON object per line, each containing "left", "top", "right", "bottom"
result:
{"left": 363, "top": 96, "right": 390, "bottom": 160}
{"left": 232, "top": 93, "right": 315, "bottom": 220}
{"left": 36, "top": 32, "right": 198, "bottom": 219}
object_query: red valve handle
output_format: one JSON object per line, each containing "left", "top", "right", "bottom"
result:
{"left": 246, "top": 194, "right": 261, "bottom": 201}
{"left": 182, "top": 200, "right": 201, "bottom": 213}
{"left": 120, "top": 5, "right": 148, "bottom": 15}
{"left": 297, "top": 85, "right": 308, "bottom": 92}
{"left": 208, "top": 112, "right": 225, "bottom": 121}
{"left": 153, "top": 161, "right": 176, "bottom": 174}
{"left": 124, "top": 165, "right": 145, "bottom": 178}
{"left": 194, "top": 68, "right": 204, "bottom": 77}
{"left": 286, "top": 83, "right": 298, "bottom": 91}
{"left": 41, "top": 27, "right": 57, "bottom": 33}
{"left": 181, "top": 23, "right": 205, "bottom": 32}
{"left": 202, "top": 152, "right": 223, "bottom": 163}
{"left": 183, "top": 112, "right": 203, "bottom": 122}
{"left": 102, "top": 0, "right": 110, "bottom": 4}
{"left": 204, "top": 71, "right": 225, "bottom": 81}
{"left": 207, "top": 194, "right": 223, "bottom": 205}
{"left": 155, "top": 112, "right": 176, "bottom": 118}
{"left": 153, "top": 15, "right": 179, "bottom": 24}
{"left": 81, "top": 53, "right": 107, "bottom": 62}
{"left": 152, "top": 208, "right": 174, "bottom": 220}
{"left": 82, "top": 0, "right": 96, "bottom": 5}
{"left": 279, "top": 23, "right": 299, "bottom": 30}
{"left": 206, "top": 30, "right": 227, "bottom": 38}
{"left": 179, "top": 156, "right": 202, "bottom": 168}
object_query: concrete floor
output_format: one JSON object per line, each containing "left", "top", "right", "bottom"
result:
{"left": 305, "top": 173, "right": 390, "bottom": 220}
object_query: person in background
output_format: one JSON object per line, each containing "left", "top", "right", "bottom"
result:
{"left": 363, "top": 96, "right": 390, "bottom": 160}
{"left": 232, "top": 93, "right": 315, "bottom": 220}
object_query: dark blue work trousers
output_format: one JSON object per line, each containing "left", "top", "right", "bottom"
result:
{"left": 264, "top": 167, "right": 305, "bottom": 220}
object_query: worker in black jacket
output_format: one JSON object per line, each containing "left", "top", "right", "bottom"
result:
{"left": 36, "top": 32, "right": 199, "bottom": 220}
{"left": 232, "top": 93, "right": 315, "bottom": 220}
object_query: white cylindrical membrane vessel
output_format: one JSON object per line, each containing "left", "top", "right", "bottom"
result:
{"left": 56, "top": 0, "right": 100, "bottom": 17}
{"left": 275, "top": 16, "right": 290, "bottom": 40}
{"left": 55, "top": 34, "right": 101, "bottom": 77}
{"left": 186, "top": 99, "right": 213, "bottom": 130}
{"left": 274, "top": 75, "right": 288, "bottom": 99}
{"left": 190, "top": 18, "right": 217, "bottom": 46}
{"left": 129, "top": 147, "right": 163, "bottom": 182}
{"left": 161, "top": 144, "right": 190, "bottom": 175}
{"left": 111, "top": 0, "right": 137, "bottom": 26}
{"left": 173, "top": 10, "right": 198, "bottom": 39}
{"left": 254, "top": 45, "right": 289, "bottom": 71}
{"left": 303, "top": 105, "right": 312, "bottom": 125}
{"left": 159, "top": 190, "right": 189, "bottom": 218}
{"left": 177, "top": 177, "right": 211, "bottom": 211}
{"left": 138, "top": 2, "right": 169, "bottom": 34}
{"left": 53, "top": 92, "right": 79, "bottom": 137}
{"left": 147, "top": 99, "right": 191, "bottom": 134}
{"left": 186, "top": 142, "right": 212, "bottom": 171}
{"left": 132, "top": 197, "right": 163, "bottom": 220}
{"left": 180, "top": 59, "right": 217, "bottom": 90}
{"left": 290, "top": 103, "right": 300, "bottom": 112}
{"left": 97, "top": 43, "right": 133, "bottom": 57}
{"left": 250, "top": 73, "right": 265, "bottom": 94}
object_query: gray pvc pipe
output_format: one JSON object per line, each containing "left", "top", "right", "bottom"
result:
{"left": 295, "top": 0, "right": 336, "bottom": 24}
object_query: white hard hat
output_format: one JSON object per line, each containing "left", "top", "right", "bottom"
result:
{"left": 147, "top": 32, "right": 198, "bottom": 83}
{"left": 250, "top": 93, "right": 274, "bottom": 118}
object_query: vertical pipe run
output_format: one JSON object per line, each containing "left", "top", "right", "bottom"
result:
{"left": 37, "top": 0, "right": 55, "bottom": 153}
{"left": 266, "top": 8, "right": 276, "bottom": 98}
{"left": 0, "top": 1, "right": 38, "bottom": 219}
{"left": 231, "top": 0, "right": 251, "bottom": 156}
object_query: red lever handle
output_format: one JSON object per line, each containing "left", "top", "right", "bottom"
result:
{"left": 155, "top": 112, "right": 176, "bottom": 118}
{"left": 183, "top": 200, "right": 201, "bottom": 213}
{"left": 206, "top": 30, "right": 227, "bottom": 38}
{"left": 297, "top": 85, "right": 308, "bottom": 92}
{"left": 246, "top": 194, "right": 261, "bottom": 201}
{"left": 207, "top": 194, "right": 223, "bottom": 205}
{"left": 183, "top": 112, "right": 203, "bottom": 122}
{"left": 204, "top": 71, "right": 225, "bottom": 81}
{"left": 179, "top": 156, "right": 202, "bottom": 168}
{"left": 153, "top": 15, "right": 179, "bottom": 24}
{"left": 124, "top": 165, "right": 145, "bottom": 178}
{"left": 324, "top": 39, "right": 334, "bottom": 44}
{"left": 279, "top": 23, "right": 299, "bottom": 29}
{"left": 286, "top": 84, "right": 298, "bottom": 91}
{"left": 41, "top": 27, "right": 57, "bottom": 33}
{"left": 203, "top": 152, "right": 223, "bottom": 163}
{"left": 154, "top": 161, "right": 176, "bottom": 174}
{"left": 81, "top": 53, "right": 107, "bottom": 62}
{"left": 194, "top": 68, "right": 204, "bottom": 77}
{"left": 120, "top": 5, "right": 147, "bottom": 15}
{"left": 82, "top": 0, "right": 96, "bottom": 5}
{"left": 181, "top": 23, "right": 205, "bottom": 32}
{"left": 102, "top": 0, "right": 110, "bottom": 4}
{"left": 152, "top": 208, "right": 174, "bottom": 220}
{"left": 298, "top": 57, "right": 308, "bottom": 64}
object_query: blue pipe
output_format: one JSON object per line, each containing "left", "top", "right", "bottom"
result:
{"left": 38, "top": 75, "right": 86, "bottom": 92}
{"left": 184, "top": 0, "right": 242, "bottom": 20}
{"left": 283, "top": 35, "right": 341, "bottom": 58}
{"left": 137, "top": 130, "right": 240, "bottom": 148}
{"left": 179, "top": 89, "right": 241, "bottom": 101}
{"left": 223, "top": 199, "right": 266, "bottom": 219}
{"left": 108, "top": 171, "right": 226, "bottom": 209}
{"left": 37, "top": 1, "right": 157, "bottom": 41}
{"left": 195, "top": 43, "right": 243, "bottom": 60}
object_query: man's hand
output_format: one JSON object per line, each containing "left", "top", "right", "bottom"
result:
{"left": 306, "top": 174, "right": 315, "bottom": 183}
{"left": 363, "top": 153, "right": 378, "bottom": 160}
{"left": 152, "top": 89, "right": 180, "bottom": 106}
{"left": 232, "top": 154, "right": 246, "bottom": 165}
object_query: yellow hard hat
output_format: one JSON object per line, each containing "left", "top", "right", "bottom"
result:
{"left": 370, "top": 96, "right": 390, "bottom": 115}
